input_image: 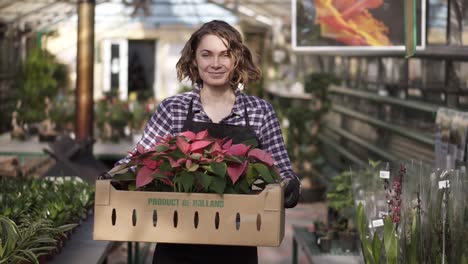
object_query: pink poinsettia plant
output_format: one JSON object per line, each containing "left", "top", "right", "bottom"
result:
{"left": 110, "top": 130, "right": 281, "bottom": 194}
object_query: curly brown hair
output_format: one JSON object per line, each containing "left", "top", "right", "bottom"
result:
{"left": 176, "top": 20, "right": 262, "bottom": 90}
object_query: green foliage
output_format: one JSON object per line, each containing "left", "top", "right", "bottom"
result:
{"left": 0, "top": 177, "right": 90, "bottom": 263}
{"left": 0, "top": 177, "right": 94, "bottom": 226}
{"left": 15, "top": 46, "right": 66, "bottom": 124}
{"left": 0, "top": 216, "right": 73, "bottom": 264}
{"left": 130, "top": 100, "right": 151, "bottom": 132}
{"left": 357, "top": 203, "right": 399, "bottom": 264}
{"left": 49, "top": 93, "right": 75, "bottom": 131}
{"left": 95, "top": 91, "right": 133, "bottom": 141}
{"left": 177, "top": 85, "right": 193, "bottom": 94}
{"left": 383, "top": 216, "right": 398, "bottom": 264}
{"left": 405, "top": 210, "right": 420, "bottom": 264}
{"left": 326, "top": 170, "right": 354, "bottom": 218}
{"left": 280, "top": 72, "right": 339, "bottom": 182}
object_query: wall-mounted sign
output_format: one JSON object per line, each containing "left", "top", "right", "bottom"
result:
{"left": 292, "top": 0, "right": 426, "bottom": 53}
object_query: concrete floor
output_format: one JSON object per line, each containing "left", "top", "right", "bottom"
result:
{"left": 106, "top": 202, "right": 328, "bottom": 264}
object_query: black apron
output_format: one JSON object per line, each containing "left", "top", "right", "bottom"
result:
{"left": 153, "top": 99, "right": 259, "bottom": 264}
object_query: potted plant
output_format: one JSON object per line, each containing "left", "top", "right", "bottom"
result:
{"left": 128, "top": 94, "right": 154, "bottom": 144}
{"left": 13, "top": 46, "right": 68, "bottom": 139}
{"left": 110, "top": 129, "right": 281, "bottom": 194}
{"left": 50, "top": 91, "right": 75, "bottom": 137}
{"left": 326, "top": 170, "right": 358, "bottom": 251}
{"left": 96, "top": 91, "right": 132, "bottom": 142}
{"left": 276, "top": 72, "right": 340, "bottom": 202}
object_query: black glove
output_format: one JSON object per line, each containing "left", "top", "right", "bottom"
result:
{"left": 98, "top": 172, "right": 112, "bottom": 180}
{"left": 98, "top": 172, "right": 125, "bottom": 190}
{"left": 284, "top": 178, "right": 301, "bottom": 208}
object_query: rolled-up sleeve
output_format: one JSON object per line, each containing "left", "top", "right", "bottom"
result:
{"left": 259, "top": 103, "right": 299, "bottom": 181}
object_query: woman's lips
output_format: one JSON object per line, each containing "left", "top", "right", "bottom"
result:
{"left": 208, "top": 72, "right": 226, "bottom": 78}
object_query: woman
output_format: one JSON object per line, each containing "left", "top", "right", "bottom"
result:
{"left": 114, "top": 20, "right": 300, "bottom": 264}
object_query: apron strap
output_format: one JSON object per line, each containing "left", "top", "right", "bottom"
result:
{"left": 243, "top": 103, "right": 251, "bottom": 129}
{"left": 187, "top": 98, "right": 195, "bottom": 122}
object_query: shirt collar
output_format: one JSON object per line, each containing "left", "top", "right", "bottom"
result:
{"left": 192, "top": 85, "right": 244, "bottom": 116}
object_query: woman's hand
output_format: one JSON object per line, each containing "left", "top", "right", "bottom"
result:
{"left": 98, "top": 172, "right": 112, "bottom": 180}
{"left": 284, "top": 178, "right": 301, "bottom": 208}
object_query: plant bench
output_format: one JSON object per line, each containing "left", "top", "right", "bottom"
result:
{"left": 292, "top": 225, "right": 363, "bottom": 264}
{"left": 48, "top": 216, "right": 114, "bottom": 264}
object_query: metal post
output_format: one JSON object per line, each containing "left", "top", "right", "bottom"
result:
{"left": 127, "top": 242, "right": 133, "bottom": 264}
{"left": 76, "top": 0, "right": 95, "bottom": 143}
{"left": 292, "top": 237, "right": 298, "bottom": 264}
{"left": 134, "top": 242, "right": 140, "bottom": 263}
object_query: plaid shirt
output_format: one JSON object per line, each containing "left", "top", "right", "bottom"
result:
{"left": 118, "top": 86, "right": 298, "bottom": 180}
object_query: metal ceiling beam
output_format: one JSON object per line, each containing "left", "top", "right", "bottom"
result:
{"left": 11, "top": 1, "right": 67, "bottom": 24}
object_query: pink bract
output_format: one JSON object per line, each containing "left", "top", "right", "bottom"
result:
{"left": 248, "top": 148, "right": 275, "bottom": 166}
{"left": 176, "top": 137, "right": 190, "bottom": 154}
{"left": 227, "top": 144, "right": 250, "bottom": 156}
{"left": 227, "top": 161, "right": 248, "bottom": 184}
{"left": 136, "top": 166, "right": 157, "bottom": 188}
{"left": 195, "top": 130, "right": 209, "bottom": 140}
{"left": 190, "top": 140, "right": 213, "bottom": 152}
{"left": 179, "top": 131, "right": 196, "bottom": 141}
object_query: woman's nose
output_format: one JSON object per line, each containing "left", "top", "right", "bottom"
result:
{"left": 211, "top": 56, "right": 221, "bottom": 68}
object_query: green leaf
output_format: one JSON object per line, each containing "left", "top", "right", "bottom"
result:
{"left": 156, "top": 145, "right": 169, "bottom": 152}
{"left": 357, "top": 203, "right": 366, "bottom": 236}
{"left": 253, "top": 163, "right": 273, "bottom": 183}
{"left": 159, "top": 161, "right": 171, "bottom": 173}
{"left": 0, "top": 216, "right": 19, "bottom": 257}
{"left": 169, "top": 149, "right": 185, "bottom": 159}
{"left": 336, "top": 183, "right": 346, "bottom": 192}
{"left": 372, "top": 232, "right": 382, "bottom": 264}
{"left": 224, "top": 185, "right": 236, "bottom": 194}
{"left": 30, "top": 246, "right": 57, "bottom": 253}
{"left": 187, "top": 163, "right": 199, "bottom": 172}
{"left": 356, "top": 203, "right": 374, "bottom": 264}
{"left": 202, "top": 165, "right": 214, "bottom": 173}
{"left": 190, "top": 153, "right": 202, "bottom": 160}
{"left": 18, "top": 249, "right": 39, "bottom": 264}
{"left": 242, "top": 138, "right": 258, "bottom": 148}
{"left": 128, "top": 182, "right": 136, "bottom": 191}
{"left": 30, "top": 237, "right": 57, "bottom": 244}
{"left": 246, "top": 165, "right": 258, "bottom": 185}
{"left": 113, "top": 171, "right": 136, "bottom": 180}
{"left": 195, "top": 172, "right": 212, "bottom": 190}
{"left": 210, "top": 162, "right": 227, "bottom": 177}
{"left": 178, "top": 171, "right": 195, "bottom": 192}
{"left": 56, "top": 223, "right": 78, "bottom": 233}
{"left": 408, "top": 210, "right": 419, "bottom": 264}
{"left": 224, "top": 155, "right": 243, "bottom": 164}
{"left": 236, "top": 178, "right": 251, "bottom": 194}
{"left": 384, "top": 216, "right": 398, "bottom": 264}
{"left": 210, "top": 176, "right": 226, "bottom": 195}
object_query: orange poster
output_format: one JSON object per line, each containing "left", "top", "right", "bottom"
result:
{"left": 292, "top": 0, "right": 425, "bottom": 53}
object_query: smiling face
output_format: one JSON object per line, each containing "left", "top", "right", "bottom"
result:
{"left": 195, "top": 34, "right": 234, "bottom": 90}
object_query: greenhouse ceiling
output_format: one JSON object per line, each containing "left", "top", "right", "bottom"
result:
{"left": 0, "top": 0, "right": 291, "bottom": 31}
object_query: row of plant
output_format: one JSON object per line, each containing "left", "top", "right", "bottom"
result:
{"left": 351, "top": 161, "right": 468, "bottom": 264}
{"left": 8, "top": 44, "right": 156, "bottom": 142}
{"left": 95, "top": 90, "right": 155, "bottom": 142}
{"left": 0, "top": 177, "right": 95, "bottom": 263}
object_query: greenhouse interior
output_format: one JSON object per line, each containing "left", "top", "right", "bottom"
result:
{"left": 1, "top": 0, "right": 467, "bottom": 263}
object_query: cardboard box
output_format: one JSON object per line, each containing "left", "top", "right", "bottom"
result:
{"left": 93, "top": 180, "right": 285, "bottom": 246}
